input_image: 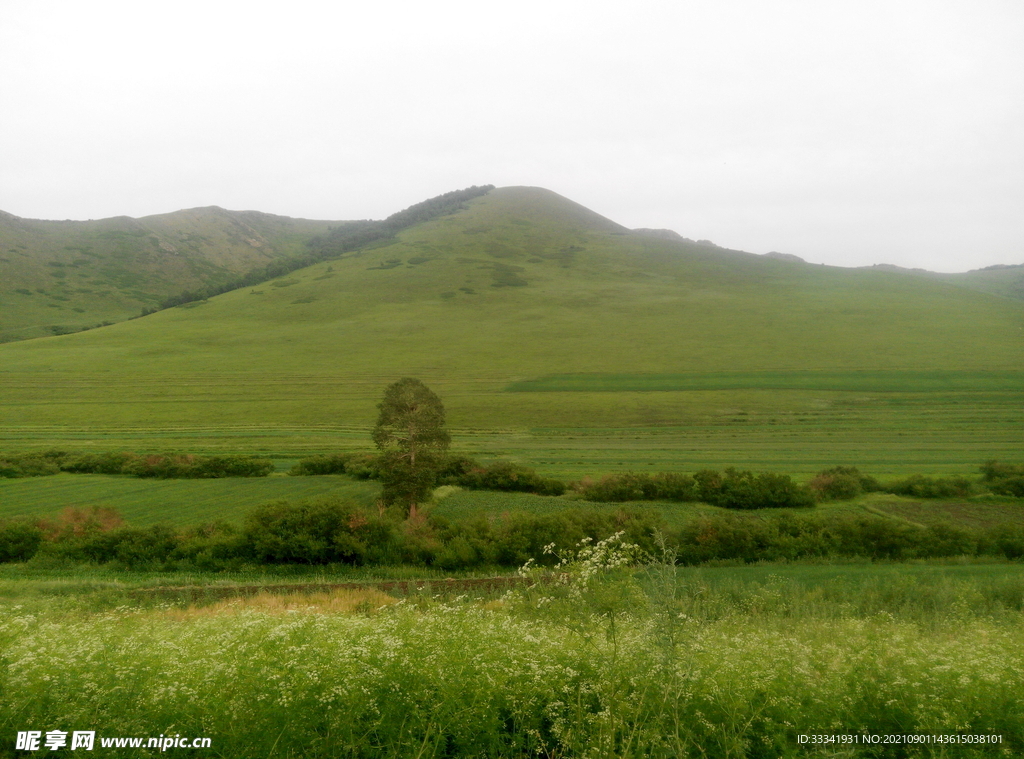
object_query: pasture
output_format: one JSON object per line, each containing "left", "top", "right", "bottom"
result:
{"left": 1, "top": 559, "right": 1022, "bottom": 758}
{"left": 4, "top": 471, "right": 1022, "bottom": 535}
{"left": 2, "top": 369, "right": 1021, "bottom": 479}
{"left": 0, "top": 473, "right": 378, "bottom": 526}
{"left": 2, "top": 189, "right": 1023, "bottom": 478}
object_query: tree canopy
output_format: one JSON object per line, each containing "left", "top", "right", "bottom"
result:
{"left": 372, "top": 378, "right": 451, "bottom": 518}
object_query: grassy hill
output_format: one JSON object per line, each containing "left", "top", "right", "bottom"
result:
{"left": 0, "top": 207, "right": 341, "bottom": 342}
{"left": 1, "top": 187, "right": 1022, "bottom": 476}
{"left": 861, "top": 262, "right": 1024, "bottom": 302}
{"left": 939, "top": 264, "right": 1024, "bottom": 302}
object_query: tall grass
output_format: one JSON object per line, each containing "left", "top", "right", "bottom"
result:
{"left": 2, "top": 557, "right": 1023, "bottom": 757}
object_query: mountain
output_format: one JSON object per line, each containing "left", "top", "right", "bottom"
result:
{"left": 0, "top": 207, "right": 342, "bottom": 342}
{"left": 0, "top": 186, "right": 1021, "bottom": 473}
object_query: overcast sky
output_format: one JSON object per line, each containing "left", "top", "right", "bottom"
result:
{"left": 2, "top": 0, "right": 1021, "bottom": 272}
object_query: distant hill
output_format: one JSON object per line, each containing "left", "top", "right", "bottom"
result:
{"left": 936, "top": 264, "right": 1024, "bottom": 302}
{"left": 0, "top": 207, "right": 342, "bottom": 342}
{"left": 859, "top": 262, "right": 1024, "bottom": 302}
{"left": 3, "top": 186, "right": 1021, "bottom": 379}
{"left": 763, "top": 251, "right": 807, "bottom": 264}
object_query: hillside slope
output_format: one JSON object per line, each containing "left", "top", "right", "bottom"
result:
{"left": 1, "top": 186, "right": 1021, "bottom": 474}
{"left": 859, "top": 262, "right": 1024, "bottom": 302}
{"left": 0, "top": 207, "right": 341, "bottom": 342}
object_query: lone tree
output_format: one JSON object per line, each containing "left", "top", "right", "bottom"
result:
{"left": 372, "top": 378, "right": 450, "bottom": 519}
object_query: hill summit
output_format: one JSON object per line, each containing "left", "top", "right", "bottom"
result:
{"left": 1, "top": 185, "right": 1022, "bottom": 470}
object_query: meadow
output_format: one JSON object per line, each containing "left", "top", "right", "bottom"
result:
{"left": 2, "top": 371, "right": 1021, "bottom": 480}
{"left": 1, "top": 557, "right": 1022, "bottom": 758}
{"left": 2, "top": 187, "right": 1023, "bottom": 756}
{"left": 0, "top": 473, "right": 378, "bottom": 526}
{"left": 2, "top": 189, "right": 1023, "bottom": 478}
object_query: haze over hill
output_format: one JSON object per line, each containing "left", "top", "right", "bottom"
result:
{"left": 1, "top": 185, "right": 1021, "bottom": 474}
{"left": 4, "top": 186, "right": 1024, "bottom": 347}
{"left": 0, "top": 207, "right": 340, "bottom": 342}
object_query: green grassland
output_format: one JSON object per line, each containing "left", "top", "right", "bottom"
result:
{"left": 3, "top": 472, "right": 1022, "bottom": 539}
{"left": 0, "top": 207, "right": 340, "bottom": 342}
{"left": 940, "top": 263, "right": 1024, "bottom": 301}
{"left": 0, "top": 473, "right": 379, "bottom": 526}
{"left": 881, "top": 262, "right": 1024, "bottom": 302}
{"left": 1, "top": 187, "right": 1022, "bottom": 478}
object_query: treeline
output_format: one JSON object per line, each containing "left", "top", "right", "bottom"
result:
{"left": 3, "top": 499, "right": 1024, "bottom": 570}
{"left": 579, "top": 463, "right": 1023, "bottom": 505}
{"left": 309, "top": 184, "right": 496, "bottom": 258}
{"left": 141, "top": 185, "right": 494, "bottom": 313}
{"left": 5, "top": 448, "right": 1023, "bottom": 508}
{"left": 288, "top": 453, "right": 566, "bottom": 496}
{"left": 0, "top": 450, "right": 272, "bottom": 479}
{"left": 580, "top": 469, "right": 815, "bottom": 509}
{"left": 289, "top": 454, "right": 1024, "bottom": 508}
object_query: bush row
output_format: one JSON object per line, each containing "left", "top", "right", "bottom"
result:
{"left": 4, "top": 499, "right": 1024, "bottom": 570}
{"left": 0, "top": 450, "right": 273, "bottom": 479}
{"left": 580, "top": 468, "right": 815, "bottom": 509}
{"left": 580, "top": 463, "right": 1021, "bottom": 505}
{"left": 5, "top": 448, "right": 1022, "bottom": 507}
{"left": 288, "top": 454, "right": 566, "bottom": 496}
{"left": 0, "top": 501, "right": 659, "bottom": 570}
{"left": 981, "top": 460, "right": 1024, "bottom": 497}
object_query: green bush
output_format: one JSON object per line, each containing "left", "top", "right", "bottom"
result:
{"left": 43, "top": 525, "right": 180, "bottom": 568}
{"left": 287, "top": 454, "right": 354, "bottom": 476}
{"left": 808, "top": 465, "right": 879, "bottom": 501}
{"left": 697, "top": 468, "right": 815, "bottom": 509}
{"left": 455, "top": 461, "right": 566, "bottom": 496}
{"left": 991, "top": 477, "right": 1024, "bottom": 497}
{"left": 883, "top": 474, "right": 977, "bottom": 499}
{"left": 0, "top": 451, "right": 64, "bottom": 478}
{"left": 122, "top": 454, "right": 273, "bottom": 479}
{"left": 243, "top": 497, "right": 390, "bottom": 565}
{"left": 673, "top": 513, "right": 984, "bottom": 564}
{"left": 980, "top": 460, "right": 1024, "bottom": 482}
{"left": 581, "top": 472, "right": 697, "bottom": 502}
{"left": 0, "top": 521, "right": 44, "bottom": 562}
{"left": 60, "top": 451, "right": 136, "bottom": 474}
{"left": 342, "top": 453, "right": 384, "bottom": 480}
{"left": 985, "top": 524, "right": 1024, "bottom": 559}
{"left": 980, "top": 460, "right": 1024, "bottom": 497}
{"left": 173, "top": 522, "right": 249, "bottom": 571}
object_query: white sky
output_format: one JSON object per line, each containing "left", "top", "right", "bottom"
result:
{"left": 2, "top": 0, "right": 1022, "bottom": 272}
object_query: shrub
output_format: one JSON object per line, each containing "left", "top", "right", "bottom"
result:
{"left": 287, "top": 454, "right": 354, "bottom": 476}
{"left": 990, "top": 477, "right": 1024, "bottom": 498}
{"left": 59, "top": 451, "right": 136, "bottom": 474}
{"left": 342, "top": 454, "right": 384, "bottom": 480}
{"left": 808, "top": 466, "right": 879, "bottom": 501}
{"left": 580, "top": 472, "right": 698, "bottom": 502}
{"left": 980, "top": 460, "right": 1024, "bottom": 482}
{"left": 0, "top": 451, "right": 63, "bottom": 478}
{"left": 0, "top": 521, "right": 44, "bottom": 562}
{"left": 243, "top": 497, "right": 387, "bottom": 565}
{"left": 980, "top": 461, "right": 1024, "bottom": 497}
{"left": 698, "top": 468, "right": 815, "bottom": 509}
{"left": 883, "top": 474, "right": 977, "bottom": 499}
{"left": 36, "top": 506, "right": 124, "bottom": 540}
{"left": 173, "top": 522, "right": 248, "bottom": 570}
{"left": 122, "top": 453, "right": 273, "bottom": 479}
{"left": 455, "top": 461, "right": 566, "bottom": 496}
{"left": 985, "top": 524, "right": 1024, "bottom": 559}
